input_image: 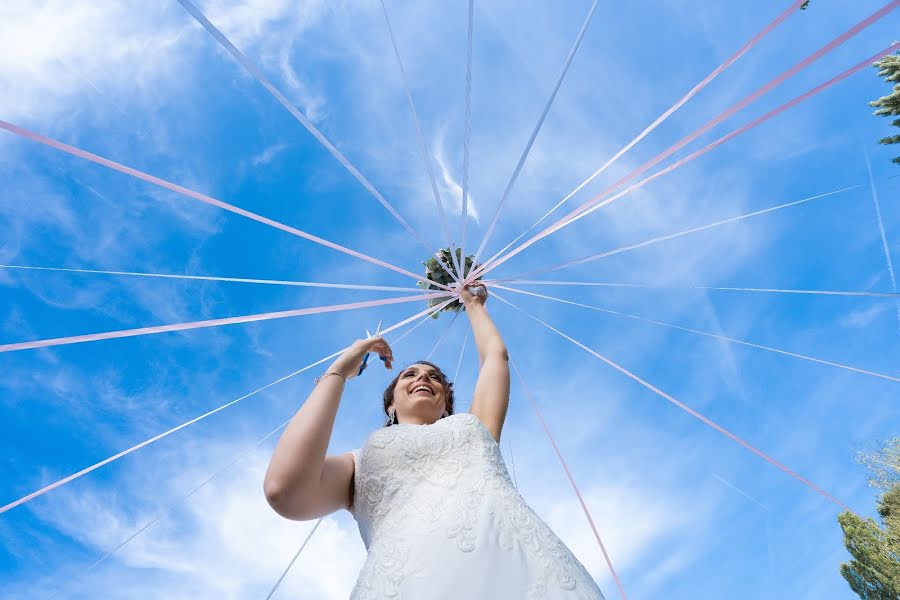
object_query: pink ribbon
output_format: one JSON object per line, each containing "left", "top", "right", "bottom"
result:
{"left": 40, "top": 300, "right": 456, "bottom": 597}
{"left": 510, "top": 358, "right": 628, "bottom": 600}
{"left": 494, "top": 292, "right": 854, "bottom": 512}
{"left": 473, "top": 4, "right": 900, "bottom": 279}
{"left": 479, "top": 0, "right": 809, "bottom": 266}
{"left": 0, "top": 292, "right": 448, "bottom": 353}
{"left": 0, "top": 264, "right": 429, "bottom": 292}
{"left": 176, "top": 0, "right": 433, "bottom": 254}
{"left": 0, "top": 296, "right": 457, "bottom": 515}
{"left": 492, "top": 185, "right": 862, "bottom": 281}
{"left": 493, "top": 280, "right": 900, "bottom": 300}
{"left": 495, "top": 285, "right": 900, "bottom": 384}
{"left": 0, "top": 119, "right": 450, "bottom": 292}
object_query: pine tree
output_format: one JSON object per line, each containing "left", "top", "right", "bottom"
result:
{"left": 839, "top": 438, "right": 900, "bottom": 599}
{"left": 870, "top": 52, "right": 900, "bottom": 165}
{"left": 857, "top": 437, "right": 900, "bottom": 491}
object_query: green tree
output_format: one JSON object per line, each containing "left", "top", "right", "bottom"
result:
{"left": 857, "top": 437, "right": 900, "bottom": 491}
{"left": 839, "top": 438, "right": 900, "bottom": 599}
{"left": 870, "top": 52, "right": 900, "bottom": 165}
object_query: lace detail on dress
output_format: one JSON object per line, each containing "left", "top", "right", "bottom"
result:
{"left": 349, "top": 412, "right": 604, "bottom": 600}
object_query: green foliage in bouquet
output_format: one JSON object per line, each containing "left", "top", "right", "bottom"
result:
{"left": 416, "top": 248, "right": 482, "bottom": 318}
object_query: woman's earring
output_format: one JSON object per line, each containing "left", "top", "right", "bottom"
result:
{"left": 391, "top": 410, "right": 399, "bottom": 425}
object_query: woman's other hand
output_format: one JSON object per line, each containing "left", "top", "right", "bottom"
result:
{"left": 329, "top": 337, "right": 394, "bottom": 379}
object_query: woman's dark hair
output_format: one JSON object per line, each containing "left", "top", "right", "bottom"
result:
{"left": 382, "top": 360, "right": 455, "bottom": 427}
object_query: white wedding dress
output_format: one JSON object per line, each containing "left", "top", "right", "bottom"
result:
{"left": 348, "top": 412, "right": 605, "bottom": 599}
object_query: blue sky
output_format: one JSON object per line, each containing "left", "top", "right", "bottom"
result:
{"left": 1, "top": 0, "right": 898, "bottom": 598}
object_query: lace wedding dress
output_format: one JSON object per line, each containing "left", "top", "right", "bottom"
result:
{"left": 349, "top": 412, "right": 605, "bottom": 599}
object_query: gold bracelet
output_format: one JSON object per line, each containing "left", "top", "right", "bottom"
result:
{"left": 314, "top": 371, "right": 347, "bottom": 384}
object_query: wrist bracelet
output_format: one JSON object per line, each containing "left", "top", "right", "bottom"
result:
{"left": 314, "top": 371, "right": 347, "bottom": 384}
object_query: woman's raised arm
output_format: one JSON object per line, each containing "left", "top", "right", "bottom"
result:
{"left": 263, "top": 337, "right": 394, "bottom": 520}
{"left": 463, "top": 285, "right": 510, "bottom": 443}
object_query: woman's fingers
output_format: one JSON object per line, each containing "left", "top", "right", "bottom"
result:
{"left": 461, "top": 283, "right": 488, "bottom": 306}
{"left": 367, "top": 337, "right": 394, "bottom": 368}
{"left": 331, "top": 335, "right": 396, "bottom": 379}
{"left": 370, "top": 344, "right": 390, "bottom": 360}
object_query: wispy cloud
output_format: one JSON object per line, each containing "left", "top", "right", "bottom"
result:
{"left": 839, "top": 302, "right": 889, "bottom": 328}
{"left": 433, "top": 128, "right": 480, "bottom": 224}
{"left": 250, "top": 143, "right": 290, "bottom": 168}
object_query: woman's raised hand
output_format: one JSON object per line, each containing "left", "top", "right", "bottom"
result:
{"left": 329, "top": 337, "right": 394, "bottom": 380}
{"left": 460, "top": 283, "right": 488, "bottom": 308}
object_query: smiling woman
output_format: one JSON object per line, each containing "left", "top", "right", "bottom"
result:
{"left": 263, "top": 284, "right": 605, "bottom": 599}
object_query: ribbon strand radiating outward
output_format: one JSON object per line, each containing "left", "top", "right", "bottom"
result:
{"left": 426, "top": 311, "right": 460, "bottom": 361}
{"left": 494, "top": 285, "right": 900, "bottom": 384}
{"left": 509, "top": 358, "right": 627, "bottom": 600}
{"left": 0, "top": 297, "right": 457, "bottom": 515}
{"left": 473, "top": 4, "right": 900, "bottom": 279}
{"left": 469, "top": 0, "right": 601, "bottom": 273}
{"left": 379, "top": 0, "right": 463, "bottom": 282}
{"left": 493, "top": 292, "right": 853, "bottom": 512}
{"left": 0, "top": 264, "right": 424, "bottom": 293}
{"left": 0, "top": 292, "right": 449, "bottom": 354}
{"left": 545, "top": 43, "right": 900, "bottom": 234}
{"left": 265, "top": 519, "right": 323, "bottom": 600}
{"left": 486, "top": 0, "right": 809, "bottom": 262}
{"left": 175, "top": 0, "right": 432, "bottom": 254}
{"left": 493, "top": 184, "right": 862, "bottom": 281}
{"left": 453, "top": 326, "right": 471, "bottom": 382}
{"left": 0, "top": 119, "right": 450, "bottom": 292}
{"left": 494, "top": 280, "right": 900, "bottom": 300}
{"left": 459, "top": 0, "right": 475, "bottom": 280}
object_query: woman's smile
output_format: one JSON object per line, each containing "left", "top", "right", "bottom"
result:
{"left": 409, "top": 383, "right": 435, "bottom": 397}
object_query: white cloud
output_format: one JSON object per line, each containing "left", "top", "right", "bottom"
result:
{"left": 29, "top": 448, "right": 366, "bottom": 600}
{"left": 542, "top": 478, "right": 708, "bottom": 587}
{"left": 433, "top": 128, "right": 481, "bottom": 224}
{"left": 840, "top": 302, "right": 889, "bottom": 328}
{"left": 0, "top": 2, "right": 186, "bottom": 127}
{"left": 202, "top": 0, "right": 326, "bottom": 49}
{"left": 202, "top": 0, "right": 329, "bottom": 120}
{"left": 250, "top": 143, "right": 290, "bottom": 168}
{"left": 0, "top": 0, "right": 328, "bottom": 130}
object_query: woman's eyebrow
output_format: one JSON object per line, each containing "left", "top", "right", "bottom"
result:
{"left": 404, "top": 366, "right": 439, "bottom": 376}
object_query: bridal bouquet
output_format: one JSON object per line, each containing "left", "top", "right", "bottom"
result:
{"left": 417, "top": 248, "right": 481, "bottom": 318}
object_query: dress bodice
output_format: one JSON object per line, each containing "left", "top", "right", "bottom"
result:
{"left": 350, "top": 412, "right": 509, "bottom": 551}
{"left": 348, "top": 412, "right": 605, "bottom": 599}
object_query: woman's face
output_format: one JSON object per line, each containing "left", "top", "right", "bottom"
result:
{"left": 392, "top": 363, "right": 447, "bottom": 421}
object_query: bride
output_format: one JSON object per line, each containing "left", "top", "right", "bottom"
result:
{"left": 264, "top": 284, "right": 605, "bottom": 599}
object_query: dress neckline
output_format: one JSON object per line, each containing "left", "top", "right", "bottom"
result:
{"left": 387, "top": 412, "right": 499, "bottom": 448}
{"left": 392, "top": 412, "right": 474, "bottom": 427}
